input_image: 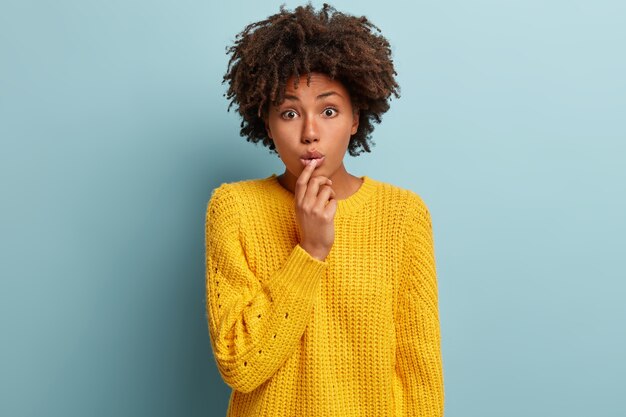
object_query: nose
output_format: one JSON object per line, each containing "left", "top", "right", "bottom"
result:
{"left": 301, "top": 114, "right": 319, "bottom": 144}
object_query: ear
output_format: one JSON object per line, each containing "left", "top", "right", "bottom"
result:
{"left": 351, "top": 108, "right": 359, "bottom": 135}
{"left": 263, "top": 116, "right": 273, "bottom": 140}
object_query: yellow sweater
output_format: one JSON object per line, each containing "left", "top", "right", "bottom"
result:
{"left": 205, "top": 173, "right": 444, "bottom": 416}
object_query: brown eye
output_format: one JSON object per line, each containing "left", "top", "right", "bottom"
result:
{"left": 282, "top": 110, "right": 297, "bottom": 119}
{"left": 323, "top": 108, "right": 338, "bottom": 117}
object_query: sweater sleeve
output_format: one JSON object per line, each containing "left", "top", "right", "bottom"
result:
{"left": 395, "top": 196, "right": 444, "bottom": 416}
{"left": 205, "top": 184, "right": 328, "bottom": 393}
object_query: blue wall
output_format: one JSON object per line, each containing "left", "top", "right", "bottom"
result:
{"left": 1, "top": 1, "right": 624, "bottom": 416}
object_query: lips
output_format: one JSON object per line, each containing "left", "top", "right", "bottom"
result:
{"left": 301, "top": 150, "right": 324, "bottom": 159}
{"left": 299, "top": 151, "right": 325, "bottom": 168}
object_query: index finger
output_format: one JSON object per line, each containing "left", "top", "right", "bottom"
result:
{"left": 295, "top": 158, "right": 317, "bottom": 203}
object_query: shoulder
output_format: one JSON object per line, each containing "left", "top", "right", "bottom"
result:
{"left": 368, "top": 176, "right": 431, "bottom": 217}
{"left": 208, "top": 176, "right": 271, "bottom": 208}
{"left": 206, "top": 179, "right": 256, "bottom": 227}
{"left": 366, "top": 177, "right": 433, "bottom": 241}
{"left": 206, "top": 177, "right": 272, "bottom": 235}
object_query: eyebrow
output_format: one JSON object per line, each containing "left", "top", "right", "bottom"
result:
{"left": 282, "top": 91, "right": 344, "bottom": 102}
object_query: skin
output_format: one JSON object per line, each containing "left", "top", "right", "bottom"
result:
{"left": 264, "top": 72, "right": 363, "bottom": 261}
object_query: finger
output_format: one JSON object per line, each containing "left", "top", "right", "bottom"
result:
{"left": 313, "top": 184, "right": 336, "bottom": 212}
{"left": 295, "top": 159, "right": 318, "bottom": 204}
{"left": 304, "top": 176, "right": 332, "bottom": 204}
{"left": 324, "top": 196, "right": 338, "bottom": 215}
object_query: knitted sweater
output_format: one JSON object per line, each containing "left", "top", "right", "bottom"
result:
{"left": 205, "top": 173, "right": 444, "bottom": 417}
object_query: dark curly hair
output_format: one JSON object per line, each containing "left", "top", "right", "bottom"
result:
{"left": 222, "top": 2, "right": 400, "bottom": 157}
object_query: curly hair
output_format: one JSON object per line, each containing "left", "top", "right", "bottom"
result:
{"left": 222, "top": 2, "right": 400, "bottom": 157}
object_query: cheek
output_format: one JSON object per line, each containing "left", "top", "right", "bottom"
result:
{"left": 327, "top": 116, "right": 354, "bottom": 134}
{"left": 271, "top": 123, "right": 300, "bottom": 143}
{"left": 322, "top": 120, "right": 353, "bottom": 147}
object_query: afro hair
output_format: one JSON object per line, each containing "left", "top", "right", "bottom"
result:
{"left": 222, "top": 2, "right": 400, "bottom": 156}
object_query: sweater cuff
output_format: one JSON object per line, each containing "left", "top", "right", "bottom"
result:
{"left": 266, "top": 244, "right": 328, "bottom": 305}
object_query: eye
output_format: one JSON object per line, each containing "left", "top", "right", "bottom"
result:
{"left": 323, "top": 107, "right": 338, "bottom": 117}
{"left": 281, "top": 110, "right": 298, "bottom": 120}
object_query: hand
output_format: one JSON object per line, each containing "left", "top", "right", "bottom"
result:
{"left": 295, "top": 158, "right": 337, "bottom": 261}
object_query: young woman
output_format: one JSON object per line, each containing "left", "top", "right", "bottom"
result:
{"left": 205, "top": 3, "right": 444, "bottom": 416}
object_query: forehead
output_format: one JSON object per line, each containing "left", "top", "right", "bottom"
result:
{"left": 283, "top": 72, "right": 350, "bottom": 97}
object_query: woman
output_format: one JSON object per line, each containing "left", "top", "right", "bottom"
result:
{"left": 205, "top": 3, "right": 444, "bottom": 416}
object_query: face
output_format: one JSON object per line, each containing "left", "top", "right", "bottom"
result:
{"left": 264, "top": 72, "right": 359, "bottom": 181}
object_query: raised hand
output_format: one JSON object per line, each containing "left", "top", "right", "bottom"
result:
{"left": 295, "top": 158, "right": 337, "bottom": 261}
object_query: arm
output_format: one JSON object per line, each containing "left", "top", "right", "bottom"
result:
{"left": 395, "top": 196, "right": 444, "bottom": 416}
{"left": 205, "top": 184, "right": 327, "bottom": 393}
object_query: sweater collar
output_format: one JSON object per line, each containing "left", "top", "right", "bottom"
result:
{"left": 266, "top": 173, "right": 378, "bottom": 217}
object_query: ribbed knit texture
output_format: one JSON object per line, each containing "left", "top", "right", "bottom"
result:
{"left": 205, "top": 173, "right": 444, "bottom": 417}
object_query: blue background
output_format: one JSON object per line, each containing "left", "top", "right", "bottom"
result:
{"left": 1, "top": 0, "right": 625, "bottom": 416}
